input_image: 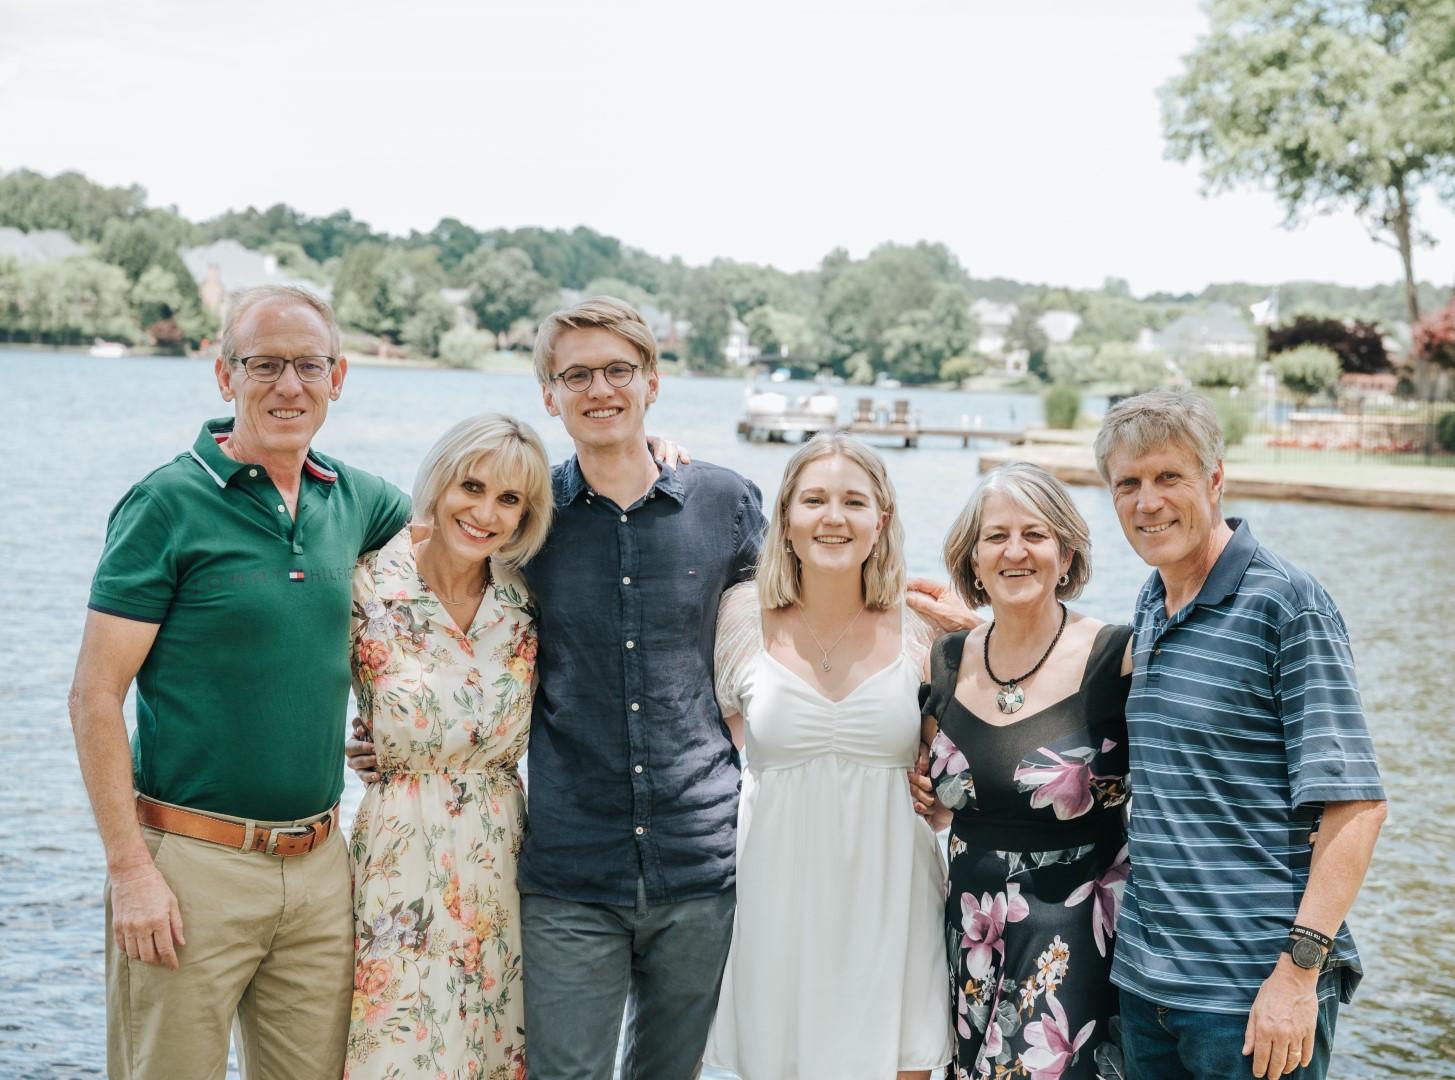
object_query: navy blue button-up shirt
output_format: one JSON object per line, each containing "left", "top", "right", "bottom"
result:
{"left": 518, "top": 456, "right": 765, "bottom": 905}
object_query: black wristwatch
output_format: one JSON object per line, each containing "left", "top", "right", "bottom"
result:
{"left": 1282, "top": 925, "right": 1332, "bottom": 970}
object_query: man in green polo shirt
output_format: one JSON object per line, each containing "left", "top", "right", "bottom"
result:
{"left": 69, "top": 285, "right": 409, "bottom": 1080}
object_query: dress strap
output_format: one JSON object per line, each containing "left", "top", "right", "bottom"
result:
{"left": 1086, "top": 623, "right": 1134, "bottom": 695}
{"left": 918, "top": 629, "right": 970, "bottom": 718}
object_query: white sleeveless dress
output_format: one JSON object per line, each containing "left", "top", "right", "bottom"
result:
{"left": 705, "top": 583, "right": 953, "bottom": 1079}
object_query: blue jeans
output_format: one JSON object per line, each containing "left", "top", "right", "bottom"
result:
{"left": 1121, "top": 975, "right": 1340, "bottom": 1080}
{"left": 521, "top": 880, "right": 736, "bottom": 1080}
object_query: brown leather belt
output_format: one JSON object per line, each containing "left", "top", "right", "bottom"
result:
{"left": 136, "top": 797, "right": 339, "bottom": 857}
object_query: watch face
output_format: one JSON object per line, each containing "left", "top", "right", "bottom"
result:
{"left": 1291, "top": 936, "right": 1324, "bottom": 969}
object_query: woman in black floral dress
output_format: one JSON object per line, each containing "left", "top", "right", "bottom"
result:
{"left": 921, "top": 464, "right": 1131, "bottom": 1080}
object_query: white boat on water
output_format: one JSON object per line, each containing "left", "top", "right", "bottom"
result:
{"left": 736, "top": 385, "right": 840, "bottom": 442}
{"left": 88, "top": 339, "right": 129, "bottom": 359}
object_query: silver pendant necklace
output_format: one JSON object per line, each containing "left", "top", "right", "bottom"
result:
{"left": 984, "top": 602, "right": 1068, "bottom": 714}
{"left": 799, "top": 602, "right": 867, "bottom": 672}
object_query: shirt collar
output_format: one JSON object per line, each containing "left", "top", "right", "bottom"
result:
{"left": 555, "top": 452, "right": 686, "bottom": 509}
{"left": 188, "top": 417, "right": 338, "bottom": 490}
{"left": 370, "top": 525, "right": 528, "bottom": 613}
{"left": 1141, "top": 516, "right": 1257, "bottom": 613}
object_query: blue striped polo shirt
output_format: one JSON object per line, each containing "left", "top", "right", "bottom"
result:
{"left": 1109, "top": 518, "right": 1386, "bottom": 1013}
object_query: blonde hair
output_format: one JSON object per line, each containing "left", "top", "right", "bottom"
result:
{"left": 411, "top": 413, "right": 554, "bottom": 568}
{"left": 756, "top": 434, "right": 905, "bottom": 610}
{"left": 943, "top": 462, "right": 1091, "bottom": 609}
{"left": 221, "top": 285, "right": 340, "bottom": 360}
{"left": 532, "top": 295, "right": 658, "bottom": 385}
{"left": 1093, "top": 388, "right": 1225, "bottom": 483}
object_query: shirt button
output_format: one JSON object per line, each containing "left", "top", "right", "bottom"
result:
{"left": 248, "top": 468, "right": 258, "bottom": 478}
{"left": 1154, "top": 648, "right": 1162, "bottom": 655}
{"left": 622, "top": 576, "right": 632, "bottom": 585}
{"left": 634, "top": 826, "right": 645, "bottom": 836}
{"left": 626, "top": 640, "right": 635, "bottom": 649}
{"left": 276, "top": 504, "right": 286, "bottom": 513}
{"left": 631, "top": 702, "right": 640, "bottom": 712}
{"left": 634, "top": 764, "right": 644, "bottom": 774}
{"left": 620, "top": 514, "right": 628, "bottom": 523}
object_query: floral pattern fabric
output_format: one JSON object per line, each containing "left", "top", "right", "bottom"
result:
{"left": 345, "top": 526, "right": 535, "bottom": 1080}
{"left": 925, "top": 624, "right": 1132, "bottom": 1080}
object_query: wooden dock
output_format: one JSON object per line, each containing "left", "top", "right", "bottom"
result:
{"left": 845, "top": 422, "right": 1027, "bottom": 448}
{"left": 736, "top": 416, "right": 1027, "bottom": 447}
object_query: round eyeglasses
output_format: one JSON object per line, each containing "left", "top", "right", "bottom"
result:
{"left": 551, "top": 361, "right": 641, "bottom": 393}
{"left": 231, "top": 355, "right": 337, "bottom": 383}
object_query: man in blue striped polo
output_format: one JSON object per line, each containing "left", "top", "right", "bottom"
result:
{"left": 1094, "top": 390, "right": 1387, "bottom": 1080}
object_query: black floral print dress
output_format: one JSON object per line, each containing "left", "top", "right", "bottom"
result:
{"left": 921, "top": 624, "right": 1132, "bottom": 1080}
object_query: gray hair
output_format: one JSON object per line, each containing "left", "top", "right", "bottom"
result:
{"left": 220, "top": 285, "right": 340, "bottom": 361}
{"left": 1093, "top": 389, "right": 1224, "bottom": 483}
{"left": 411, "top": 413, "right": 554, "bottom": 568}
{"left": 756, "top": 433, "right": 906, "bottom": 611}
{"left": 532, "top": 295, "right": 658, "bottom": 385}
{"left": 943, "top": 462, "right": 1091, "bottom": 609}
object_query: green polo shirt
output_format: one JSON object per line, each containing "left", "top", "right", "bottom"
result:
{"left": 88, "top": 418, "right": 410, "bottom": 821}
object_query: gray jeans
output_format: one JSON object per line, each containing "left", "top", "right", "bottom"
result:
{"left": 521, "top": 880, "right": 736, "bottom": 1080}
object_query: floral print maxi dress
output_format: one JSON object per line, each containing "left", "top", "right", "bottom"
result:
{"left": 922, "top": 624, "right": 1132, "bottom": 1080}
{"left": 345, "top": 526, "right": 535, "bottom": 1080}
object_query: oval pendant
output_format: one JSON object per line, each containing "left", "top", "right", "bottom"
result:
{"left": 821, "top": 659, "right": 832, "bottom": 672}
{"left": 996, "top": 684, "right": 1025, "bottom": 714}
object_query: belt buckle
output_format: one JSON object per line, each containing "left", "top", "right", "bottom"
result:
{"left": 265, "top": 824, "right": 315, "bottom": 856}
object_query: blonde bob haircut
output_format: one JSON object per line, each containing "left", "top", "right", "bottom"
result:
{"left": 756, "top": 433, "right": 906, "bottom": 611}
{"left": 943, "top": 461, "right": 1091, "bottom": 610}
{"left": 410, "top": 413, "right": 554, "bottom": 568}
{"left": 532, "top": 295, "right": 659, "bottom": 386}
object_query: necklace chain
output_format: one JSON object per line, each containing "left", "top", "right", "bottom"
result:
{"left": 417, "top": 539, "right": 491, "bottom": 604}
{"left": 799, "top": 602, "right": 867, "bottom": 672}
{"left": 983, "top": 602, "right": 1069, "bottom": 714}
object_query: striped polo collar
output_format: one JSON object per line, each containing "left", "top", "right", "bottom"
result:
{"left": 1142, "top": 516, "right": 1258, "bottom": 615}
{"left": 188, "top": 417, "right": 339, "bottom": 489}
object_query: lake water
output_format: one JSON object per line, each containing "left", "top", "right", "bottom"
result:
{"left": 1, "top": 350, "right": 1451, "bottom": 1078}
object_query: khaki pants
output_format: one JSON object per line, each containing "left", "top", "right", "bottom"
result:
{"left": 106, "top": 816, "right": 353, "bottom": 1080}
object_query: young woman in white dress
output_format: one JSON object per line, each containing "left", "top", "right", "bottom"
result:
{"left": 705, "top": 433, "right": 953, "bottom": 1080}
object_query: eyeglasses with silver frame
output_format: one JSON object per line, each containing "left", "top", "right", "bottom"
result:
{"left": 231, "top": 355, "right": 338, "bottom": 383}
{"left": 551, "top": 360, "right": 641, "bottom": 393}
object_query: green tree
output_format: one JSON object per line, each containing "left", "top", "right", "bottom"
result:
{"left": 1183, "top": 351, "right": 1256, "bottom": 389}
{"left": 582, "top": 277, "right": 654, "bottom": 310}
{"left": 744, "top": 305, "right": 824, "bottom": 361}
{"left": 1072, "top": 294, "right": 1154, "bottom": 347}
{"left": 1162, "top": 0, "right": 1455, "bottom": 327}
{"left": 459, "top": 247, "right": 556, "bottom": 342}
{"left": 821, "top": 242, "right": 970, "bottom": 376}
{"left": 1093, "top": 343, "right": 1168, "bottom": 393}
{"left": 1005, "top": 303, "right": 1050, "bottom": 380}
{"left": 437, "top": 324, "right": 494, "bottom": 369}
{"left": 877, "top": 284, "right": 977, "bottom": 383}
{"left": 0, "top": 168, "right": 148, "bottom": 241}
{"left": 1273, "top": 345, "right": 1343, "bottom": 402}
{"left": 334, "top": 246, "right": 449, "bottom": 342}
{"left": 1044, "top": 344, "right": 1097, "bottom": 385}
{"left": 402, "top": 291, "right": 459, "bottom": 357}
{"left": 16, "top": 257, "right": 136, "bottom": 344}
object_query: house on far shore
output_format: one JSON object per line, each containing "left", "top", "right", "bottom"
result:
{"left": 1142, "top": 302, "right": 1257, "bottom": 360}
{"left": 179, "top": 239, "right": 330, "bottom": 314}
{"left": 0, "top": 227, "right": 84, "bottom": 265}
{"left": 1037, "top": 309, "right": 1082, "bottom": 346}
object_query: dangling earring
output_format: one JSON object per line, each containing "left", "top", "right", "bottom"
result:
{"left": 973, "top": 578, "right": 983, "bottom": 591}
{"left": 1058, "top": 573, "right": 1070, "bottom": 587}
{"left": 785, "top": 540, "right": 794, "bottom": 554}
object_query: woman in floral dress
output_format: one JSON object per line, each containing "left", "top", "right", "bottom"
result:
{"left": 921, "top": 463, "right": 1132, "bottom": 1080}
{"left": 344, "top": 413, "right": 554, "bottom": 1080}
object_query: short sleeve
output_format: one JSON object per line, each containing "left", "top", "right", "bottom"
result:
{"left": 88, "top": 486, "right": 177, "bottom": 623}
{"left": 360, "top": 474, "right": 411, "bottom": 556}
{"left": 714, "top": 581, "right": 761, "bottom": 716}
{"left": 730, "top": 479, "right": 766, "bottom": 585}
{"left": 1278, "top": 606, "right": 1386, "bottom": 808}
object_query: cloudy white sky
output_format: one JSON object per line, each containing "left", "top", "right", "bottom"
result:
{"left": 3, "top": 0, "right": 1453, "bottom": 296}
